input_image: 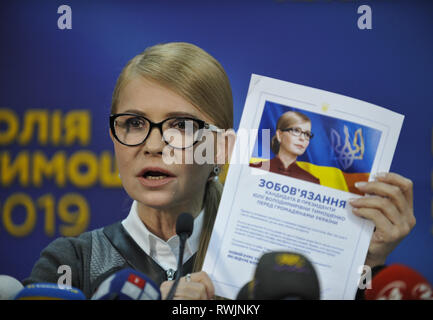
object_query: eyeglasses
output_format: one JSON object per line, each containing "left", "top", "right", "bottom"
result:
{"left": 281, "top": 127, "right": 314, "bottom": 140}
{"left": 109, "top": 113, "right": 223, "bottom": 149}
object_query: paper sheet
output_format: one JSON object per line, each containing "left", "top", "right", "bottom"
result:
{"left": 203, "top": 74, "right": 404, "bottom": 300}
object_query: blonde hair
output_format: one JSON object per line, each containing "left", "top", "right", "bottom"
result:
{"left": 271, "top": 111, "right": 311, "bottom": 154}
{"left": 111, "top": 42, "right": 233, "bottom": 272}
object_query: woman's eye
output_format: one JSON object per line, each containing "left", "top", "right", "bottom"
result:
{"left": 171, "top": 119, "right": 192, "bottom": 130}
{"left": 293, "top": 128, "right": 302, "bottom": 134}
{"left": 173, "top": 120, "right": 186, "bottom": 129}
{"left": 126, "top": 118, "right": 144, "bottom": 128}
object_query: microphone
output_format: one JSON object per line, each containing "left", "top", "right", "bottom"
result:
{"left": 14, "top": 283, "right": 85, "bottom": 300}
{"left": 237, "top": 251, "right": 321, "bottom": 300}
{"left": 165, "top": 212, "right": 194, "bottom": 300}
{"left": 0, "top": 275, "right": 24, "bottom": 300}
{"left": 91, "top": 268, "right": 161, "bottom": 300}
{"left": 364, "top": 264, "right": 433, "bottom": 300}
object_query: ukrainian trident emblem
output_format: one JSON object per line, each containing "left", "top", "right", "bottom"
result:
{"left": 330, "top": 125, "right": 365, "bottom": 170}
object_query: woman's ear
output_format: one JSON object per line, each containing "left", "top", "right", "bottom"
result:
{"left": 215, "top": 129, "right": 236, "bottom": 165}
{"left": 109, "top": 128, "right": 114, "bottom": 142}
{"left": 276, "top": 129, "right": 282, "bottom": 143}
{"left": 109, "top": 128, "right": 120, "bottom": 147}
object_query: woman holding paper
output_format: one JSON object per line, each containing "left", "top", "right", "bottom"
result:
{"left": 250, "top": 111, "right": 320, "bottom": 184}
{"left": 23, "top": 42, "right": 416, "bottom": 300}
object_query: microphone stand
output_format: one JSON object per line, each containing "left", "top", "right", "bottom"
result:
{"left": 165, "top": 213, "right": 193, "bottom": 300}
{"left": 165, "top": 233, "right": 187, "bottom": 300}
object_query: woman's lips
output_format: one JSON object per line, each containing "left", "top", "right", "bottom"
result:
{"left": 138, "top": 167, "right": 176, "bottom": 177}
{"left": 137, "top": 175, "right": 176, "bottom": 188}
{"left": 137, "top": 166, "right": 176, "bottom": 188}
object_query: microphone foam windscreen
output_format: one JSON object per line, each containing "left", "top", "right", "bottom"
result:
{"left": 91, "top": 268, "right": 161, "bottom": 300}
{"left": 176, "top": 212, "right": 194, "bottom": 238}
{"left": 0, "top": 275, "right": 24, "bottom": 300}
{"left": 14, "top": 283, "right": 86, "bottom": 300}
{"left": 236, "top": 281, "right": 255, "bottom": 300}
{"left": 253, "top": 251, "right": 320, "bottom": 300}
{"left": 364, "top": 264, "right": 433, "bottom": 300}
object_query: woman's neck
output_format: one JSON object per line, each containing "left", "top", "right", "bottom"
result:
{"left": 277, "top": 150, "right": 297, "bottom": 169}
{"left": 136, "top": 199, "right": 203, "bottom": 241}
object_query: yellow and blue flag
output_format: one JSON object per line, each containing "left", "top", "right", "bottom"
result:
{"left": 250, "top": 101, "right": 382, "bottom": 194}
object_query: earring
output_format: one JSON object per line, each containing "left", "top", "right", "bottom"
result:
{"left": 213, "top": 166, "right": 221, "bottom": 176}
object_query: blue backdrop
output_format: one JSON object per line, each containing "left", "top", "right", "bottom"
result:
{"left": 1, "top": 0, "right": 432, "bottom": 286}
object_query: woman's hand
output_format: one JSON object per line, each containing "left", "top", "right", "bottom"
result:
{"left": 349, "top": 172, "right": 416, "bottom": 268}
{"left": 160, "top": 271, "right": 215, "bottom": 300}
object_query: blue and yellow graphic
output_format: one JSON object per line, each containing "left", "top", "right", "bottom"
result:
{"left": 251, "top": 101, "right": 382, "bottom": 194}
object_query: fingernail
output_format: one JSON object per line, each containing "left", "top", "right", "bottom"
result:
{"left": 355, "top": 182, "right": 367, "bottom": 188}
{"left": 348, "top": 198, "right": 357, "bottom": 204}
{"left": 374, "top": 172, "right": 387, "bottom": 179}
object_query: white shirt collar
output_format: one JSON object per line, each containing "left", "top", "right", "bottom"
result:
{"left": 121, "top": 200, "right": 204, "bottom": 271}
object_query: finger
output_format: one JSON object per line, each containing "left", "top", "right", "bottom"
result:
{"left": 159, "top": 280, "right": 173, "bottom": 299}
{"left": 188, "top": 271, "right": 215, "bottom": 299}
{"left": 349, "top": 195, "right": 403, "bottom": 226}
{"left": 160, "top": 273, "right": 215, "bottom": 300}
{"left": 354, "top": 180, "right": 408, "bottom": 214}
{"left": 173, "top": 281, "right": 207, "bottom": 300}
{"left": 352, "top": 207, "right": 394, "bottom": 238}
{"left": 373, "top": 172, "right": 414, "bottom": 209}
{"left": 160, "top": 280, "right": 206, "bottom": 300}
{"left": 353, "top": 206, "right": 412, "bottom": 242}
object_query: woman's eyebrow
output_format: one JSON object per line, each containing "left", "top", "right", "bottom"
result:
{"left": 122, "top": 109, "right": 201, "bottom": 119}
{"left": 122, "top": 109, "right": 146, "bottom": 116}
{"left": 165, "top": 111, "right": 201, "bottom": 119}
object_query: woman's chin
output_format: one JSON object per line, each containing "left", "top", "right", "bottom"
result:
{"left": 292, "top": 148, "right": 306, "bottom": 156}
{"left": 134, "top": 193, "right": 177, "bottom": 209}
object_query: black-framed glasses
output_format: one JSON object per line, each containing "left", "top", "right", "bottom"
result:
{"left": 109, "top": 113, "right": 223, "bottom": 149}
{"left": 281, "top": 127, "right": 314, "bottom": 140}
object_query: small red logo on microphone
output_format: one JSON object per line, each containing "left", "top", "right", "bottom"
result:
{"left": 128, "top": 274, "right": 145, "bottom": 289}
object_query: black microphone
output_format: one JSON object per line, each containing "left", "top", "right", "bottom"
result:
{"left": 237, "top": 251, "right": 321, "bottom": 300}
{"left": 165, "top": 212, "right": 194, "bottom": 300}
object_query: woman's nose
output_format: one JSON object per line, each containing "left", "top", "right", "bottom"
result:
{"left": 142, "top": 127, "right": 165, "bottom": 154}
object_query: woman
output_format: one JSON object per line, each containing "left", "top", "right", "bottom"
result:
{"left": 23, "top": 42, "right": 416, "bottom": 300}
{"left": 250, "top": 111, "right": 320, "bottom": 184}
